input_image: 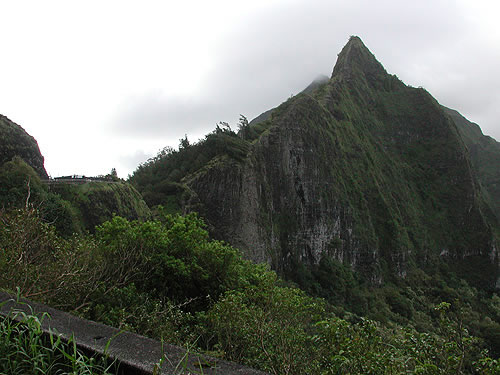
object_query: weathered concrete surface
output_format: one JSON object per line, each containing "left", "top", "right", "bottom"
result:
{"left": 0, "top": 292, "right": 267, "bottom": 375}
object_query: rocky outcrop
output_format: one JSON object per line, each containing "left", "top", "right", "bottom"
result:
{"left": 0, "top": 114, "right": 48, "bottom": 179}
{"left": 144, "top": 37, "right": 499, "bottom": 289}
{"left": 444, "top": 107, "right": 500, "bottom": 221}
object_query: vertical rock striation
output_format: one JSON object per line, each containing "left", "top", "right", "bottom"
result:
{"left": 140, "top": 36, "right": 499, "bottom": 289}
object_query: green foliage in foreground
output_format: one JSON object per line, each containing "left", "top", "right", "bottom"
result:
{"left": 1, "top": 207, "right": 500, "bottom": 374}
{"left": 205, "top": 277, "right": 500, "bottom": 374}
{"left": 0, "top": 299, "right": 114, "bottom": 375}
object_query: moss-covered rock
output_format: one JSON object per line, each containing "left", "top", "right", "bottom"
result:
{"left": 0, "top": 115, "right": 48, "bottom": 179}
{"left": 50, "top": 181, "right": 151, "bottom": 232}
{"left": 0, "top": 114, "right": 151, "bottom": 234}
{"left": 444, "top": 107, "right": 500, "bottom": 221}
{"left": 131, "top": 36, "right": 499, "bottom": 290}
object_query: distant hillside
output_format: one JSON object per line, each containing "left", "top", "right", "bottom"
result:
{"left": 0, "top": 114, "right": 150, "bottom": 234}
{"left": 248, "top": 74, "right": 329, "bottom": 127}
{"left": 444, "top": 107, "right": 500, "bottom": 221}
{"left": 0, "top": 114, "right": 48, "bottom": 179}
{"left": 49, "top": 181, "right": 151, "bottom": 232}
{"left": 130, "top": 36, "right": 499, "bottom": 291}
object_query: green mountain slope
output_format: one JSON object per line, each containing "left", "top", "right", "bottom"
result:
{"left": 0, "top": 114, "right": 48, "bottom": 179}
{"left": 49, "top": 181, "right": 151, "bottom": 232}
{"left": 131, "top": 36, "right": 499, "bottom": 290}
{"left": 444, "top": 106, "right": 500, "bottom": 221}
{"left": 0, "top": 114, "right": 151, "bottom": 234}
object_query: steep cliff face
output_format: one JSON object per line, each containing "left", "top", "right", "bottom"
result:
{"left": 134, "top": 37, "right": 499, "bottom": 288}
{"left": 444, "top": 107, "right": 500, "bottom": 222}
{"left": 0, "top": 114, "right": 48, "bottom": 179}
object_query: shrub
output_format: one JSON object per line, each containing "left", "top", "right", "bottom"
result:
{"left": 207, "top": 270, "right": 325, "bottom": 375}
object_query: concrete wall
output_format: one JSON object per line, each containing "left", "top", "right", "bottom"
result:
{"left": 0, "top": 292, "right": 267, "bottom": 375}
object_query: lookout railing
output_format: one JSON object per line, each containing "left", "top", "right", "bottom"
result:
{"left": 0, "top": 291, "right": 267, "bottom": 375}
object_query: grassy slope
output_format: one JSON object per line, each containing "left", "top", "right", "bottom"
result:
{"left": 49, "top": 181, "right": 151, "bottom": 232}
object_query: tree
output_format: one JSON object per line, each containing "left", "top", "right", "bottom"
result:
{"left": 179, "top": 134, "right": 190, "bottom": 149}
{"left": 216, "top": 121, "right": 232, "bottom": 134}
{"left": 237, "top": 114, "right": 250, "bottom": 139}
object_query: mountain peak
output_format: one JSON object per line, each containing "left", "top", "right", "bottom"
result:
{"left": 301, "top": 74, "right": 329, "bottom": 94}
{"left": 331, "top": 36, "right": 387, "bottom": 80}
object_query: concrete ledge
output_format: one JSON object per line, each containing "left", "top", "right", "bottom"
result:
{"left": 0, "top": 292, "right": 267, "bottom": 375}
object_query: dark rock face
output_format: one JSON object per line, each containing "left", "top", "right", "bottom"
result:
{"left": 0, "top": 114, "right": 48, "bottom": 179}
{"left": 331, "top": 36, "right": 388, "bottom": 83}
{"left": 157, "top": 37, "right": 499, "bottom": 288}
{"left": 444, "top": 106, "right": 500, "bottom": 221}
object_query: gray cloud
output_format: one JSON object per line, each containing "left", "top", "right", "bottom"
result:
{"left": 110, "top": 0, "right": 500, "bottom": 144}
{"left": 118, "top": 149, "right": 154, "bottom": 177}
{"left": 112, "top": 93, "right": 221, "bottom": 139}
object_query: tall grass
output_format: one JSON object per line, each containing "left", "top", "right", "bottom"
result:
{"left": 0, "top": 297, "right": 116, "bottom": 375}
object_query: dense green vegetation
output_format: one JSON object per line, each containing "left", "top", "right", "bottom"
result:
{"left": 1, "top": 297, "right": 115, "bottom": 374}
{"left": 0, "top": 114, "right": 48, "bottom": 179}
{"left": 50, "top": 180, "right": 151, "bottom": 233}
{"left": 129, "top": 119, "right": 268, "bottom": 210}
{"left": 129, "top": 36, "right": 499, "bottom": 292}
{"left": 2, "top": 36, "right": 500, "bottom": 373}
{"left": 1, "top": 206, "right": 500, "bottom": 374}
{"left": 445, "top": 107, "right": 500, "bottom": 221}
{"left": 0, "top": 156, "right": 84, "bottom": 235}
{"left": 0, "top": 115, "right": 151, "bottom": 234}
{"left": 0, "top": 156, "right": 151, "bottom": 235}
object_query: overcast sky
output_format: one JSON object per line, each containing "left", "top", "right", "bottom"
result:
{"left": 1, "top": 0, "right": 499, "bottom": 178}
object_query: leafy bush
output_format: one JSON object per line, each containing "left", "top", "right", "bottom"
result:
{"left": 1, "top": 208, "right": 499, "bottom": 374}
{"left": 206, "top": 271, "right": 325, "bottom": 375}
{"left": 94, "top": 212, "right": 247, "bottom": 310}
{"left": 0, "top": 209, "right": 103, "bottom": 310}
